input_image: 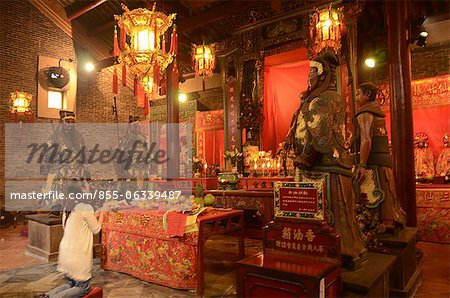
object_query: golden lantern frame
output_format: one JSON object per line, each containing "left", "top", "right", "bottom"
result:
{"left": 310, "top": 6, "right": 342, "bottom": 55}
{"left": 9, "top": 91, "right": 32, "bottom": 114}
{"left": 192, "top": 42, "right": 217, "bottom": 78}
{"left": 115, "top": 3, "right": 176, "bottom": 95}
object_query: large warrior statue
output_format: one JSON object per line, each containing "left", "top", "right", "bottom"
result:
{"left": 286, "top": 51, "right": 366, "bottom": 267}
{"left": 354, "top": 83, "right": 406, "bottom": 239}
{"left": 41, "top": 110, "right": 88, "bottom": 214}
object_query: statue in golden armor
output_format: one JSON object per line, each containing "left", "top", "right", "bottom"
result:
{"left": 285, "top": 51, "right": 366, "bottom": 267}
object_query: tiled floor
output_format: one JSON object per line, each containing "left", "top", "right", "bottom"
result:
{"left": 0, "top": 225, "right": 46, "bottom": 272}
{"left": 0, "top": 224, "right": 449, "bottom": 297}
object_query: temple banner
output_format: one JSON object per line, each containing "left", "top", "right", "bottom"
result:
{"left": 378, "top": 74, "right": 450, "bottom": 109}
{"left": 225, "top": 76, "right": 239, "bottom": 151}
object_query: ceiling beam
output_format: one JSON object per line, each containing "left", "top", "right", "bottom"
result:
{"left": 94, "top": 56, "right": 116, "bottom": 70}
{"left": 88, "top": 0, "right": 191, "bottom": 37}
{"left": 178, "top": 1, "right": 268, "bottom": 33}
{"left": 67, "top": 0, "right": 107, "bottom": 21}
{"left": 88, "top": 19, "right": 115, "bottom": 37}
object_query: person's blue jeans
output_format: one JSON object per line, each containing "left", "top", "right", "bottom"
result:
{"left": 46, "top": 275, "right": 90, "bottom": 298}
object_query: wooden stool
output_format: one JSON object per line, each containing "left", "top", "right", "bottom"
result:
{"left": 83, "top": 287, "right": 102, "bottom": 298}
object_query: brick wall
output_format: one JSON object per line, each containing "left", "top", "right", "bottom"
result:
{"left": 191, "top": 87, "right": 224, "bottom": 111}
{"left": 411, "top": 40, "right": 450, "bottom": 80}
{"left": 76, "top": 65, "right": 145, "bottom": 123}
{"left": 361, "top": 40, "right": 450, "bottom": 84}
{"left": 0, "top": 0, "right": 77, "bottom": 207}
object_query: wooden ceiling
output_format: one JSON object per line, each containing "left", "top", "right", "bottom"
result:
{"left": 53, "top": 0, "right": 279, "bottom": 73}
{"left": 49, "top": 0, "right": 449, "bottom": 74}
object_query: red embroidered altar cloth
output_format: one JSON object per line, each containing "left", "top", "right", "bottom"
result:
{"left": 101, "top": 209, "right": 244, "bottom": 293}
{"left": 101, "top": 210, "right": 199, "bottom": 289}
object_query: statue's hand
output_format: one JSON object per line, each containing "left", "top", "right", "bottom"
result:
{"left": 292, "top": 155, "right": 308, "bottom": 169}
{"left": 355, "top": 166, "right": 367, "bottom": 185}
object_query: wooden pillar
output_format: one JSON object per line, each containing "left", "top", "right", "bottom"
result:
{"left": 166, "top": 62, "right": 180, "bottom": 178}
{"left": 385, "top": 0, "right": 416, "bottom": 227}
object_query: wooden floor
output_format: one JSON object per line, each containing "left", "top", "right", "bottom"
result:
{"left": 0, "top": 224, "right": 449, "bottom": 297}
{"left": 415, "top": 241, "right": 450, "bottom": 298}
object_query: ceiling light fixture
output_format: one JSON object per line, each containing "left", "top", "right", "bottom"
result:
{"left": 365, "top": 58, "right": 376, "bottom": 68}
{"left": 85, "top": 62, "right": 95, "bottom": 72}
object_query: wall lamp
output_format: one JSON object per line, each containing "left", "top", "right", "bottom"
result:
{"left": 415, "top": 31, "right": 428, "bottom": 47}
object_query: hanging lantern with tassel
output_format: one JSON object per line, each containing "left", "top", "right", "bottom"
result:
{"left": 114, "top": 3, "right": 176, "bottom": 97}
{"left": 192, "top": 42, "right": 216, "bottom": 90}
{"left": 310, "top": 5, "right": 342, "bottom": 55}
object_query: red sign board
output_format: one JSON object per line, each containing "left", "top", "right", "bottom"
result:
{"left": 279, "top": 188, "right": 318, "bottom": 213}
{"left": 265, "top": 221, "right": 339, "bottom": 260}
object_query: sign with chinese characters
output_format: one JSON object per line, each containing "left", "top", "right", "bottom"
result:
{"left": 265, "top": 221, "right": 339, "bottom": 259}
{"left": 279, "top": 188, "right": 318, "bottom": 213}
{"left": 225, "top": 76, "right": 239, "bottom": 151}
{"left": 274, "top": 181, "right": 326, "bottom": 221}
{"left": 378, "top": 74, "right": 450, "bottom": 109}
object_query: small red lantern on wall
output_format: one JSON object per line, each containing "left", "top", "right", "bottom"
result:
{"left": 8, "top": 91, "right": 34, "bottom": 122}
{"left": 9, "top": 91, "right": 32, "bottom": 114}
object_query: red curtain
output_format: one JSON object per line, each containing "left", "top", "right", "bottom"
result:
{"left": 202, "top": 130, "right": 224, "bottom": 166}
{"left": 386, "top": 105, "right": 450, "bottom": 157}
{"left": 262, "top": 49, "right": 309, "bottom": 153}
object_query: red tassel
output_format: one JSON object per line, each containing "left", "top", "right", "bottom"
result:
{"left": 160, "top": 77, "right": 166, "bottom": 96}
{"left": 174, "top": 28, "right": 178, "bottom": 55}
{"left": 170, "top": 26, "right": 178, "bottom": 56}
{"left": 202, "top": 77, "right": 206, "bottom": 91}
{"left": 172, "top": 59, "right": 178, "bottom": 89}
{"left": 134, "top": 74, "right": 138, "bottom": 96}
{"left": 113, "top": 67, "right": 118, "bottom": 94}
{"left": 122, "top": 63, "right": 126, "bottom": 87}
{"left": 120, "top": 26, "right": 125, "bottom": 50}
{"left": 136, "top": 86, "right": 145, "bottom": 108}
{"left": 113, "top": 27, "right": 119, "bottom": 58}
{"left": 144, "top": 94, "right": 149, "bottom": 115}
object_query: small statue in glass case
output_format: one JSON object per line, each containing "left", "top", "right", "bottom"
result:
{"left": 414, "top": 132, "right": 435, "bottom": 182}
{"left": 436, "top": 134, "right": 450, "bottom": 182}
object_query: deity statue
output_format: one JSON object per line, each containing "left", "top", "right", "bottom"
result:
{"left": 114, "top": 116, "right": 150, "bottom": 201}
{"left": 436, "top": 134, "right": 450, "bottom": 179}
{"left": 285, "top": 51, "right": 366, "bottom": 267}
{"left": 276, "top": 142, "right": 288, "bottom": 176}
{"left": 41, "top": 110, "right": 88, "bottom": 214}
{"left": 354, "top": 83, "right": 406, "bottom": 239}
{"left": 414, "top": 132, "right": 435, "bottom": 181}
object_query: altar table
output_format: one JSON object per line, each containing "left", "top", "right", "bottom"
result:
{"left": 101, "top": 209, "right": 244, "bottom": 295}
{"left": 416, "top": 184, "right": 450, "bottom": 243}
{"left": 205, "top": 190, "right": 274, "bottom": 237}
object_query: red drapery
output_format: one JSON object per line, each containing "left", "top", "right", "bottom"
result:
{"left": 386, "top": 105, "right": 450, "bottom": 157}
{"left": 262, "top": 49, "right": 309, "bottom": 153}
{"left": 201, "top": 130, "right": 224, "bottom": 166}
{"left": 196, "top": 110, "right": 224, "bottom": 166}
